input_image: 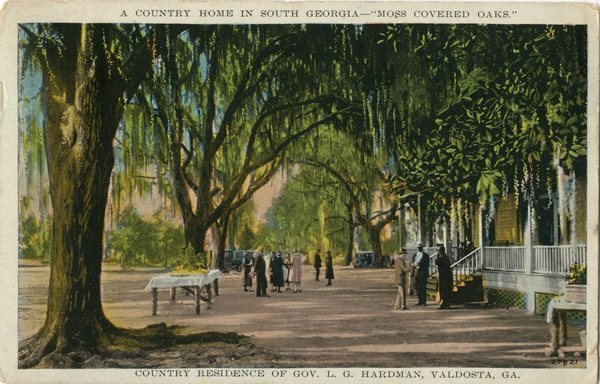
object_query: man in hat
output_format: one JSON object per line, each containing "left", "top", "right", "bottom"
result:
{"left": 254, "top": 250, "right": 269, "bottom": 297}
{"left": 412, "top": 242, "right": 430, "bottom": 305}
{"left": 393, "top": 248, "right": 413, "bottom": 310}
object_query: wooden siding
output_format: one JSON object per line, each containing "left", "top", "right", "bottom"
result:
{"left": 495, "top": 196, "right": 521, "bottom": 245}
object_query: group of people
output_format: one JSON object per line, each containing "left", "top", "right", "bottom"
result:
{"left": 393, "top": 243, "right": 453, "bottom": 310}
{"left": 243, "top": 251, "right": 306, "bottom": 296}
{"left": 311, "top": 249, "right": 335, "bottom": 286}
{"left": 242, "top": 248, "right": 336, "bottom": 297}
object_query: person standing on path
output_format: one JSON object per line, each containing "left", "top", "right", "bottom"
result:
{"left": 254, "top": 251, "right": 269, "bottom": 297}
{"left": 393, "top": 249, "right": 413, "bottom": 310}
{"left": 313, "top": 249, "right": 322, "bottom": 281}
{"left": 243, "top": 251, "right": 254, "bottom": 292}
{"left": 325, "top": 250, "right": 334, "bottom": 286}
{"left": 284, "top": 253, "right": 292, "bottom": 291}
{"left": 269, "top": 251, "right": 277, "bottom": 292}
{"left": 289, "top": 251, "right": 304, "bottom": 293}
{"left": 412, "top": 243, "right": 430, "bottom": 305}
{"left": 435, "top": 245, "right": 453, "bottom": 309}
{"left": 271, "top": 252, "right": 285, "bottom": 293}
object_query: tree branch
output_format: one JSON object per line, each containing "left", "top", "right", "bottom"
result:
{"left": 325, "top": 215, "right": 353, "bottom": 225}
{"left": 214, "top": 32, "right": 298, "bottom": 151}
{"left": 243, "top": 95, "right": 345, "bottom": 170}
{"left": 295, "top": 158, "right": 360, "bottom": 204}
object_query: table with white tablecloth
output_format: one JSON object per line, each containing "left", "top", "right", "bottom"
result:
{"left": 545, "top": 297, "right": 586, "bottom": 357}
{"left": 144, "top": 270, "right": 222, "bottom": 315}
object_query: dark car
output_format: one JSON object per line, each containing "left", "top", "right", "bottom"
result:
{"left": 354, "top": 251, "right": 392, "bottom": 267}
{"left": 224, "top": 249, "right": 249, "bottom": 271}
{"left": 232, "top": 250, "right": 248, "bottom": 271}
{"left": 354, "top": 251, "right": 373, "bottom": 267}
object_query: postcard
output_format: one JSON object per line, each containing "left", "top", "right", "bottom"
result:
{"left": 0, "top": 0, "right": 598, "bottom": 383}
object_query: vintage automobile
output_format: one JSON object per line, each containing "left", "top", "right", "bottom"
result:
{"left": 224, "top": 249, "right": 250, "bottom": 271}
{"left": 353, "top": 251, "right": 373, "bottom": 267}
{"left": 354, "top": 251, "right": 392, "bottom": 267}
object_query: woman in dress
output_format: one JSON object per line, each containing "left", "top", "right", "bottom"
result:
{"left": 325, "top": 250, "right": 335, "bottom": 286}
{"left": 271, "top": 252, "right": 285, "bottom": 293}
{"left": 289, "top": 252, "right": 304, "bottom": 293}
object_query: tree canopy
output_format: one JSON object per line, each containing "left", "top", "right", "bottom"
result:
{"left": 18, "top": 22, "right": 587, "bottom": 366}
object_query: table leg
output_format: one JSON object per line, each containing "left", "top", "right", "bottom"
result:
{"left": 170, "top": 287, "right": 177, "bottom": 302}
{"left": 206, "top": 284, "right": 213, "bottom": 309}
{"left": 152, "top": 288, "right": 158, "bottom": 316}
{"left": 546, "top": 313, "right": 560, "bottom": 356}
{"left": 558, "top": 311, "right": 568, "bottom": 347}
{"left": 195, "top": 286, "right": 201, "bottom": 315}
{"left": 213, "top": 279, "right": 219, "bottom": 296}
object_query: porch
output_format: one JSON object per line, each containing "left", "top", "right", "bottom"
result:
{"left": 434, "top": 244, "right": 587, "bottom": 312}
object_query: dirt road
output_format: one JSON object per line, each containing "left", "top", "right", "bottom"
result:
{"left": 18, "top": 262, "right": 584, "bottom": 368}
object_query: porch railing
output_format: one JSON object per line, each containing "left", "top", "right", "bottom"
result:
{"left": 403, "top": 247, "right": 438, "bottom": 275}
{"left": 483, "top": 246, "right": 525, "bottom": 272}
{"left": 404, "top": 247, "right": 438, "bottom": 258}
{"left": 428, "top": 253, "right": 439, "bottom": 276}
{"left": 427, "top": 248, "right": 482, "bottom": 287}
{"left": 533, "top": 245, "right": 587, "bottom": 275}
{"left": 451, "top": 247, "right": 482, "bottom": 287}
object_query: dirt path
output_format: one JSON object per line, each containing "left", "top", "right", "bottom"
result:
{"left": 18, "top": 262, "right": 584, "bottom": 368}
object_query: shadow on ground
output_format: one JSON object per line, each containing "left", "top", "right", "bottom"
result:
{"left": 18, "top": 262, "right": 585, "bottom": 368}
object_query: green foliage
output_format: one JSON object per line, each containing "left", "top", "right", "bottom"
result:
{"left": 19, "top": 23, "right": 587, "bottom": 263}
{"left": 108, "top": 208, "right": 184, "bottom": 267}
{"left": 568, "top": 262, "right": 586, "bottom": 285}
{"left": 380, "top": 25, "right": 586, "bottom": 211}
{"left": 238, "top": 224, "right": 256, "bottom": 250}
{"left": 19, "top": 212, "right": 52, "bottom": 262}
{"left": 175, "top": 244, "right": 209, "bottom": 272}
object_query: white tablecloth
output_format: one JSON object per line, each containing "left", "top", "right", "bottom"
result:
{"left": 546, "top": 297, "right": 586, "bottom": 323}
{"left": 144, "top": 269, "right": 222, "bottom": 292}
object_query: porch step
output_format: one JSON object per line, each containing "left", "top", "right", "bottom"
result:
{"left": 426, "top": 274, "right": 484, "bottom": 305}
{"left": 462, "top": 301, "right": 490, "bottom": 309}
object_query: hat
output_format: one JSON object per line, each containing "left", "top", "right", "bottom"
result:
{"left": 416, "top": 242, "right": 424, "bottom": 247}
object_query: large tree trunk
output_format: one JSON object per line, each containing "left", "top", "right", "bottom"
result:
{"left": 19, "top": 25, "right": 127, "bottom": 368}
{"left": 345, "top": 201, "right": 354, "bottom": 266}
{"left": 216, "top": 213, "right": 231, "bottom": 271}
{"left": 360, "top": 204, "right": 398, "bottom": 267}
{"left": 368, "top": 224, "right": 384, "bottom": 267}
{"left": 182, "top": 215, "right": 208, "bottom": 254}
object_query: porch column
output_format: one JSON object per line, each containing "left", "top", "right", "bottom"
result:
{"left": 478, "top": 205, "right": 485, "bottom": 268}
{"left": 444, "top": 217, "right": 452, "bottom": 257}
{"left": 523, "top": 199, "right": 535, "bottom": 274}
{"left": 451, "top": 212, "right": 459, "bottom": 255}
{"left": 523, "top": 199, "right": 536, "bottom": 312}
{"left": 417, "top": 194, "right": 429, "bottom": 246}
{"left": 553, "top": 193, "right": 559, "bottom": 245}
{"left": 399, "top": 208, "right": 405, "bottom": 248}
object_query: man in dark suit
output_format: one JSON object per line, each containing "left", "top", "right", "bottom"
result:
{"left": 313, "top": 249, "right": 322, "bottom": 281}
{"left": 255, "top": 252, "right": 269, "bottom": 297}
{"left": 412, "top": 242, "right": 430, "bottom": 306}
